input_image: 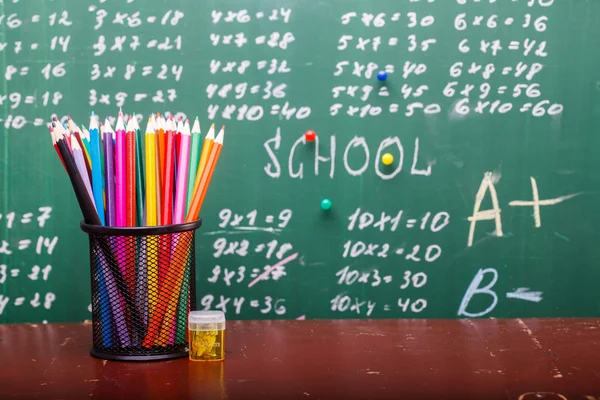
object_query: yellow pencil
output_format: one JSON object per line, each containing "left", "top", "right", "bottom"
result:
{"left": 188, "top": 123, "right": 215, "bottom": 216}
{"left": 145, "top": 117, "right": 157, "bottom": 226}
{"left": 144, "top": 117, "right": 159, "bottom": 316}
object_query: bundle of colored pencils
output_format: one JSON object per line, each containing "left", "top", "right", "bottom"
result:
{"left": 48, "top": 110, "right": 224, "bottom": 227}
{"left": 48, "top": 110, "right": 224, "bottom": 349}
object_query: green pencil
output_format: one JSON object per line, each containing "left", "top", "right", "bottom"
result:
{"left": 186, "top": 117, "right": 202, "bottom": 212}
{"left": 132, "top": 115, "right": 145, "bottom": 226}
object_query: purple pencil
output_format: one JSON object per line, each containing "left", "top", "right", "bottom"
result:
{"left": 71, "top": 137, "right": 96, "bottom": 211}
{"left": 103, "top": 118, "right": 116, "bottom": 227}
{"left": 115, "top": 111, "right": 127, "bottom": 227}
{"left": 95, "top": 241, "right": 131, "bottom": 346}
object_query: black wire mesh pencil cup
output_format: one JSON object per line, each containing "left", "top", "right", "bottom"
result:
{"left": 80, "top": 219, "right": 202, "bottom": 361}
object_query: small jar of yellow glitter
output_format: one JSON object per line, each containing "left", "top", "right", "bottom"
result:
{"left": 188, "top": 310, "right": 225, "bottom": 361}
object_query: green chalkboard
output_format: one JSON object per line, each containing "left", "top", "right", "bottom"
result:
{"left": 1, "top": 0, "right": 600, "bottom": 323}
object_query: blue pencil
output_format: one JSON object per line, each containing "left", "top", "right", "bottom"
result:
{"left": 103, "top": 118, "right": 116, "bottom": 226}
{"left": 96, "top": 263, "right": 113, "bottom": 347}
{"left": 89, "top": 112, "right": 105, "bottom": 225}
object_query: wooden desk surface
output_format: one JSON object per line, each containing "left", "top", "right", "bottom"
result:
{"left": 0, "top": 318, "right": 599, "bottom": 400}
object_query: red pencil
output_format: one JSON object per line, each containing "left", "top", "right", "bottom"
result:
{"left": 125, "top": 118, "right": 137, "bottom": 227}
{"left": 48, "top": 123, "right": 66, "bottom": 169}
{"left": 161, "top": 116, "right": 175, "bottom": 226}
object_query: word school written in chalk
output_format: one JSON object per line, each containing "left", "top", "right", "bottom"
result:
{"left": 264, "top": 128, "right": 432, "bottom": 179}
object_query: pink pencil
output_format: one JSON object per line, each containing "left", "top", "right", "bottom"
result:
{"left": 173, "top": 119, "right": 191, "bottom": 224}
{"left": 115, "top": 111, "right": 127, "bottom": 227}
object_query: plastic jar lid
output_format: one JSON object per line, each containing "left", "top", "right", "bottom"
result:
{"left": 188, "top": 310, "right": 226, "bottom": 330}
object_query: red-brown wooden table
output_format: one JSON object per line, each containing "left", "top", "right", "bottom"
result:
{"left": 1, "top": 319, "right": 599, "bottom": 399}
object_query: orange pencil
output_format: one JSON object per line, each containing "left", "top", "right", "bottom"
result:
{"left": 185, "top": 126, "right": 224, "bottom": 222}
{"left": 157, "top": 116, "right": 175, "bottom": 292}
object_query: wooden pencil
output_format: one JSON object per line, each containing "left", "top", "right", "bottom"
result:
{"left": 156, "top": 114, "right": 166, "bottom": 201}
{"left": 115, "top": 112, "right": 127, "bottom": 227}
{"left": 68, "top": 117, "right": 92, "bottom": 179}
{"left": 144, "top": 118, "right": 159, "bottom": 317}
{"left": 89, "top": 113, "right": 105, "bottom": 226}
{"left": 132, "top": 115, "right": 145, "bottom": 226}
{"left": 189, "top": 123, "right": 215, "bottom": 215}
{"left": 125, "top": 118, "right": 136, "bottom": 227}
{"left": 186, "top": 126, "right": 224, "bottom": 222}
{"left": 186, "top": 118, "right": 201, "bottom": 211}
{"left": 161, "top": 116, "right": 175, "bottom": 226}
{"left": 53, "top": 122, "right": 101, "bottom": 225}
{"left": 173, "top": 119, "right": 190, "bottom": 224}
{"left": 71, "top": 137, "right": 96, "bottom": 212}
{"left": 103, "top": 119, "right": 116, "bottom": 226}
{"left": 48, "top": 123, "right": 66, "bottom": 170}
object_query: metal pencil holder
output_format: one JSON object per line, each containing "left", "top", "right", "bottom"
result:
{"left": 80, "top": 219, "right": 202, "bottom": 361}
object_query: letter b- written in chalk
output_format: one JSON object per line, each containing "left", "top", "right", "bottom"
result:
{"left": 457, "top": 268, "right": 498, "bottom": 317}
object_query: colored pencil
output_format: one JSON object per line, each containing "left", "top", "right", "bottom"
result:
{"left": 94, "top": 241, "right": 130, "bottom": 346}
{"left": 144, "top": 118, "right": 159, "bottom": 317}
{"left": 68, "top": 116, "right": 92, "bottom": 179}
{"left": 186, "top": 126, "right": 224, "bottom": 222}
{"left": 89, "top": 113, "right": 105, "bottom": 226}
{"left": 173, "top": 119, "right": 190, "bottom": 224}
{"left": 167, "top": 119, "right": 191, "bottom": 344}
{"left": 115, "top": 112, "right": 127, "bottom": 227}
{"left": 157, "top": 127, "right": 224, "bottom": 344}
{"left": 189, "top": 123, "right": 215, "bottom": 216}
{"left": 157, "top": 117, "right": 176, "bottom": 292}
{"left": 53, "top": 116, "right": 72, "bottom": 150}
{"left": 71, "top": 137, "right": 96, "bottom": 211}
{"left": 103, "top": 119, "right": 116, "bottom": 226}
{"left": 49, "top": 111, "right": 227, "bottom": 350}
{"left": 99, "top": 122, "right": 106, "bottom": 199}
{"left": 80, "top": 124, "right": 93, "bottom": 169}
{"left": 95, "top": 255, "right": 113, "bottom": 347}
{"left": 48, "top": 123, "right": 66, "bottom": 170}
{"left": 125, "top": 118, "right": 136, "bottom": 227}
{"left": 142, "top": 231, "right": 194, "bottom": 347}
{"left": 174, "top": 119, "right": 181, "bottom": 178}
{"left": 161, "top": 116, "right": 175, "bottom": 226}
{"left": 145, "top": 118, "right": 158, "bottom": 227}
{"left": 53, "top": 122, "right": 101, "bottom": 225}
{"left": 186, "top": 118, "right": 201, "bottom": 211}
{"left": 156, "top": 114, "right": 166, "bottom": 198}
{"left": 132, "top": 116, "right": 145, "bottom": 226}
{"left": 124, "top": 118, "right": 138, "bottom": 328}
